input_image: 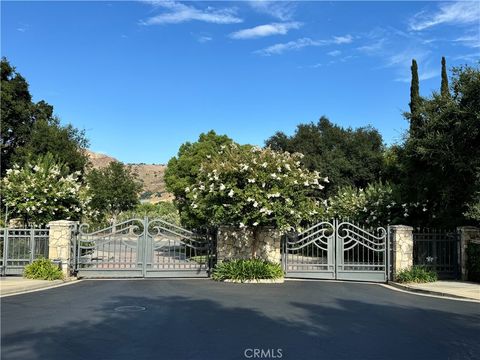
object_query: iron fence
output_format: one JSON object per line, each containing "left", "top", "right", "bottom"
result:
{"left": 413, "top": 228, "right": 460, "bottom": 279}
{"left": 0, "top": 228, "right": 49, "bottom": 276}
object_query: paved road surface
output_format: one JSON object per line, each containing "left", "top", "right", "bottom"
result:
{"left": 2, "top": 280, "right": 479, "bottom": 360}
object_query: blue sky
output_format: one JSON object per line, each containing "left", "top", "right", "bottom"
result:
{"left": 2, "top": 1, "right": 479, "bottom": 164}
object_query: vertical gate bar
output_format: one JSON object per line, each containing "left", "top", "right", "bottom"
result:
{"left": 30, "top": 226, "right": 35, "bottom": 263}
{"left": 142, "top": 217, "right": 148, "bottom": 277}
{"left": 2, "top": 229, "right": 8, "bottom": 276}
{"left": 334, "top": 219, "right": 338, "bottom": 279}
{"left": 387, "top": 225, "right": 390, "bottom": 281}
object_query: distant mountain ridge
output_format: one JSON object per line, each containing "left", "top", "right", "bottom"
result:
{"left": 85, "top": 149, "right": 173, "bottom": 203}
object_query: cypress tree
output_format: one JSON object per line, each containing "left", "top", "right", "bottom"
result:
{"left": 441, "top": 56, "right": 450, "bottom": 98}
{"left": 409, "top": 59, "right": 421, "bottom": 135}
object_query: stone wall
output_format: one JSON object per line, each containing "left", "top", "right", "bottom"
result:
{"left": 457, "top": 226, "right": 480, "bottom": 280}
{"left": 48, "top": 220, "right": 77, "bottom": 276}
{"left": 390, "top": 225, "right": 414, "bottom": 279}
{"left": 217, "top": 226, "right": 282, "bottom": 264}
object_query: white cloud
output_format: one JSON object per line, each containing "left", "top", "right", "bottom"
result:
{"left": 197, "top": 35, "right": 212, "bottom": 43}
{"left": 395, "top": 68, "right": 438, "bottom": 83}
{"left": 410, "top": 1, "right": 480, "bottom": 31}
{"left": 229, "top": 22, "right": 301, "bottom": 39}
{"left": 248, "top": 1, "right": 296, "bottom": 21}
{"left": 333, "top": 35, "right": 353, "bottom": 44}
{"left": 327, "top": 50, "right": 341, "bottom": 57}
{"left": 140, "top": 1, "right": 242, "bottom": 25}
{"left": 454, "top": 34, "right": 480, "bottom": 49}
{"left": 256, "top": 34, "right": 354, "bottom": 56}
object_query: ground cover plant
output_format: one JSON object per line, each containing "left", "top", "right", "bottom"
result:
{"left": 23, "top": 258, "right": 64, "bottom": 280}
{"left": 395, "top": 266, "right": 437, "bottom": 283}
{"left": 212, "top": 258, "right": 283, "bottom": 282}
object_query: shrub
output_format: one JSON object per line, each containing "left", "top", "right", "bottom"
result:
{"left": 212, "top": 259, "right": 283, "bottom": 282}
{"left": 395, "top": 266, "right": 437, "bottom": 283}
{"left": 466, "top": 242, "right": 480, "bottom": 283}
{"left": 23, "top": 258, "right": 64, "bottom": 280}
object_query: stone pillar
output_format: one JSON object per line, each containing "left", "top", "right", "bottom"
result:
{"left": 217, "top": 226, "right": 282, "bottom": 264}
{"left": 48, "top": 220, "right": 77, "bottom": 277}
{"left": 457, "top": 226, "right": 480, "bottom": 281}
{"left": 390, "top": 225, "right": 414, "bottom": 280}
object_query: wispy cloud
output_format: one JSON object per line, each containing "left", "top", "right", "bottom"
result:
{"left": 256, "top": 34, "right": 354, "bottom": 56}
{"left": 140, "top": 1, "right": 242, "bottom": 25}
{"left": 333, "top": 35, "right": 353, "bottom": 44}
{"left": 248, "top": 1, "right": 296, "bottom": 21}
{"left": 454, "top": 34, "right": 480, "bottom": 49}
{"left": 395, "top": 68, "right": 438, "bottom": 83}
{"left": 327, "top": 50, "right": 341, "bottom": 57}
{"left": 197, "top": 35, "right": 212, "bottom": 43}
{"left": 229, "top": 22, "right": 301, "bottom": 40}
{"left": 409, "top": 1, "right": 480, "bottom": 31}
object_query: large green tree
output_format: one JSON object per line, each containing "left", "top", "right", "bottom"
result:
{"left": 164, "top": 130, "right": 233, "bottom": 228}
{"left": 265, "top": 117, "right": 385, "bottom": 196}
{"left": 402, "top": 63, "right": 480, "bottom": 226}
{"left": 87, "top": 162, "right": 141, "bottom": 221}
{"left": 0, "top": 58, "right": 89, "bottom": 176}
{"left": 408, "top": 59, "right": 423, "bottom": 136}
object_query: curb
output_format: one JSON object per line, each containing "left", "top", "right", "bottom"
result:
{"left": 0, "top": 278, "right": 81, "bottom": 297}
{"left": 387, "top": 282, "right": 480, "bottom": 301}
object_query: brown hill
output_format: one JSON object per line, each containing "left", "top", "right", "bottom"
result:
{"left": 85, "top": 149, "right": 173, "bottom": 203}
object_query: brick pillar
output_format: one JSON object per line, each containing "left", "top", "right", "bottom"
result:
{"left": 48, "top": 220, "right": 77, "bottom": 277}
{"left": 390, "top": 225, "right": 414, "bottom": 280}
{"left": 457, "top": 226, "right": 480, "bottom": 281}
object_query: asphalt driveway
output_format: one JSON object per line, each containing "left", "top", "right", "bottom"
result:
{"left": 2, "top": 280, "right": 479, "bottom": 360}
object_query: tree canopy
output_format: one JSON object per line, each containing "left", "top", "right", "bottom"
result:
{"left": 402, "top": 63, "right": 480, "bottom": 226}
{"left": 0, "top": 57, "right": 89, "bottom": 176}
{"left": 164, "top": 130, "right": 233, "bottom": 227}
{"left": 86, "top": 162, "right": 142, "bottom": 221}
{"left": 265, "top": 116, "right": 385, "bottom": 196}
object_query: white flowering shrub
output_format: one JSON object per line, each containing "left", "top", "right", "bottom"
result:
{"left": 323, "top": 182, "right": 428, "bottom": 226}
{"left": 185, "top": 144, "right": 328, "bottom": 231}
{"left": 1, "top": 155, "right": 93, "bottom": 225}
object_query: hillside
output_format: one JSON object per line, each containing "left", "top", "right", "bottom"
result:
{"left": 85, "top": 150, "right": 173, "bottom": 203}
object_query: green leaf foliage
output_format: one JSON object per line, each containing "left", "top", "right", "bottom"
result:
{"left": 164, "top": 130, "right": 233, "bottom": 228}
{"left": 401, "top": 63, "right": 480, "bottom": 226}
{"left": 1, "top": 57, "right": 89, "bottom": 177}
{"left": 395, "top": 266, "right": 437, "bottom": 283}
{"left": 86, "top": 161, "right": 142, "bottom": 221}
{"left": 212, "top": 259, "right": 283, "bottom": 281}
{"left": 23, "top": 258, "right": 64, "bottom": 280}
{"left": 186, "top": 144, "right": 327, "bottom": 231}
{"left": 265, "top": 116, "right": 385, "bottom": 196}
{"left": 1, "top": 154, "right": 92, "bottom": 226}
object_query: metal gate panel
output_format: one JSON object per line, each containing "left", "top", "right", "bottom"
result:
{"left": 1, "top": 228, "right": 49, "bottom": 276}
{"left": 335, "top": 221, "right": 387, "bottom": 282}
{"left": 284, "top": 220, "right": 388, "bottom": 282}
{"left": 74, "top": 218, "right": 211, "bottom": 278}
{"left": 283, "top": 221, "right": 335, "bottom": 280}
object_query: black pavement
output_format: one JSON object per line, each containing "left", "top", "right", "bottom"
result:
{"left": 2, "top": 279, "right": 479, "bottom": 360}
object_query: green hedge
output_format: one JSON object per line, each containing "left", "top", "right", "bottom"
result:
{"left": 212, "top": 259, "right": 283, "bottom": 282}
{"left": 466, "top": 242, "right": 480, "bottom": 282}
{"left": 395, "top": 266, "right": 437, "bottom": 283}
{"left": 23, "top": 258, "right": 64, "bottom": 280}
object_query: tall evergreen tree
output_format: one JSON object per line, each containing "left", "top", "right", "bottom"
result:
{"left": 441, "top": 56, "right": 450, "bottom": 98}
{"left": 408, "top": 59, "right": 422, "bottom": 135}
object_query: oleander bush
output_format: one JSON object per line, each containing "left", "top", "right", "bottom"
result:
{"left": 212, "top": 259, "right": 283, "bottom": 282}
{"left": 395, "top": 266, "right": 437, "bottom": 283}
{"left": 23, "top": 258, "right": 64, "bottom": 280}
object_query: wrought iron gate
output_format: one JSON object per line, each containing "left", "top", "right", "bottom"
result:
{"left": 283, "top": 220, "right": 389, "bottom": 282}
{"left": 73, "top": 218, "right": 213, "bottom": 278}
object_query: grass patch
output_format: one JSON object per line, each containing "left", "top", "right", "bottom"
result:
{"left": 396, "top": 266, "right": 437, "bottom": 283}
{"left": 23, "top": 258, "right": 64, "bottom": 280}
{"left": 212, "top": 258, "right": 283, "bottom": 282}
